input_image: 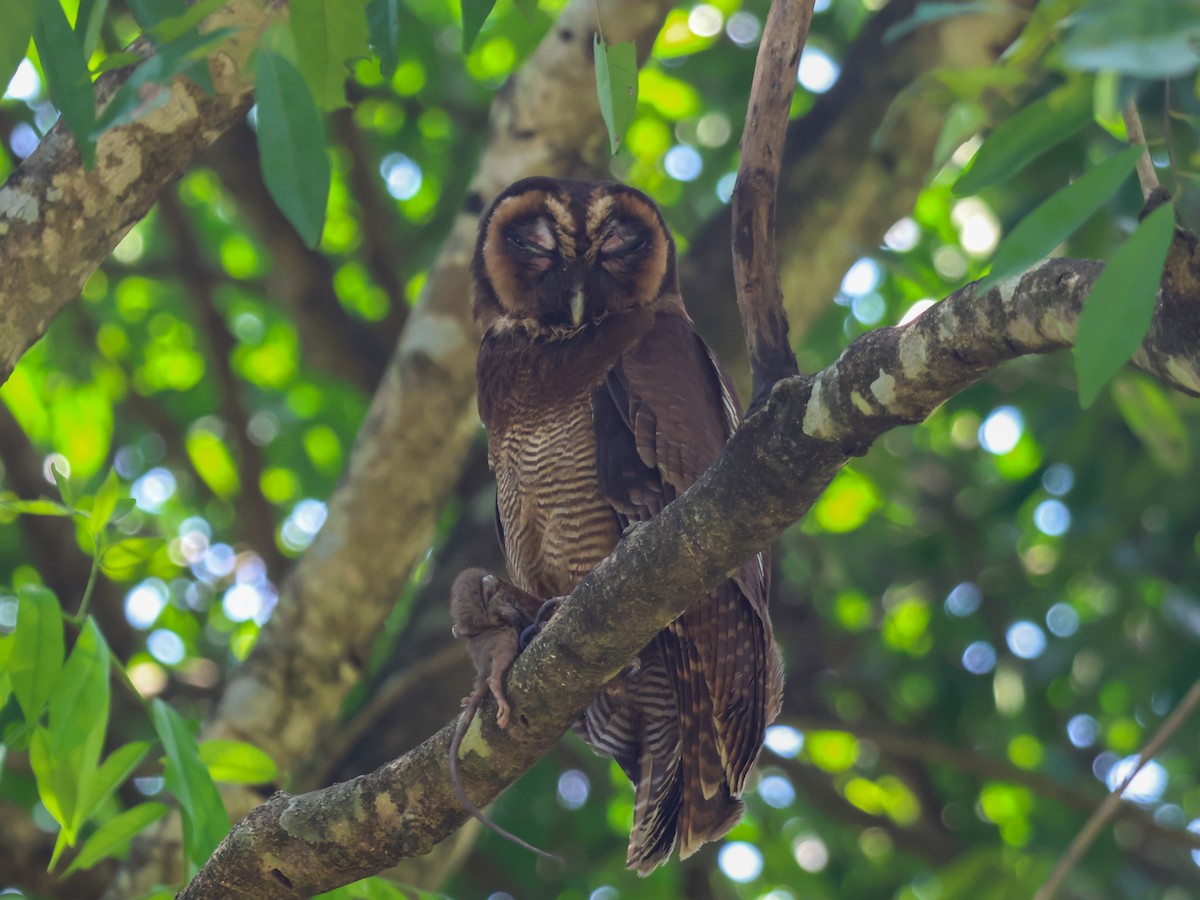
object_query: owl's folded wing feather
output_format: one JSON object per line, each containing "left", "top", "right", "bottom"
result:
{"left": 593, "top": 311, "right": 779, "bottom": 817}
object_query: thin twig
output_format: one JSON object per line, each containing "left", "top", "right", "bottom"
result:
{"left": 1123, "top": 99, "right": 1159, "bottom": 200}
{"left": 70, "top": 548, "right": 103, "bottom": 625}
{"left": 1035, "top": 678, "right": 1200, "bottom": 900}
{"left": 731, "top": 0, "right": 813, "bottom": 410}
{"left": 787, "top": 715, "right": 1200, "bottom": 853}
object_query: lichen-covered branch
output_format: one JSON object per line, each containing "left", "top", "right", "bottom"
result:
{"left": 179, "top": 256, "right": 1200, "bottom": 897}
{"left": 0, "top": 0, "right": 283, "bottom": 386}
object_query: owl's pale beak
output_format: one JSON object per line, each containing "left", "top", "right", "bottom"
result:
{"left": 569, "top": 290, "right": 585, "bottom": 327}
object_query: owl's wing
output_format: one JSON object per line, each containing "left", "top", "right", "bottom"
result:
{"left": 593, "top": 311, "right": 778, "bottom": 856}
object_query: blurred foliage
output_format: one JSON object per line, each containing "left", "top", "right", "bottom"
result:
{"left": 2, "top": 0, "right": 1200, "bottom": 898}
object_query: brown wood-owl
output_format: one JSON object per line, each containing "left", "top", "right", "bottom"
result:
{"left": 472, "top": 176, "right": 784, "bottom": 875}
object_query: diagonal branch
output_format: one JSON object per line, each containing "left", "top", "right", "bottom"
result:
{"left": 179, "top": 256, "right": 1200, "bottom": 897}
{"left": 0, "top": 0, "right": 284, "bottom": 386}
{"left": 1035, "top": 677, "right": 1200, "bottom": 900}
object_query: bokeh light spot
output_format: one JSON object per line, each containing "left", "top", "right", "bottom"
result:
{"left": 687, "top": 4, "right": 723, "bottom": 37}
{"left": 759, "top": 774, "right": 795, "bottom": 808}
{"left": 945, "top": 582, "right": 982, "bottom": 617}
{"left": 147, "top": 629, "right": 186, "bottom": 665}
{"left": 718, "top": 841, "right": 762, "bottom": 883}
{"left": 1006, "top": 621, "right": 1046, "bottom": 659}
{"left": 979, "top": 406, "right": 1023, "bottom": 455}
{"left": 5, "top": 60, "right": 41, "bottom": 102}
{"left": 962, "top": 641, "right": 996, "bottom": 674}
{"left": 764, "top": 725, "right": 804, "bottom": 758}
{"left": 1046, "top": 603, "right": 1080, "bottom": 638}
{"left": 1067, "top": 714, "right": 1099, "bottom": 748}
{"left": 725, "top": 12, "right": 760, "bottom": 46}
{"left": 797, "top": 48, "right": 838, "bottom": 93}
{"left": 1034, "top": 500, "right": 1071, "bottom": 537}
{"left": 557, "top": 769, "right": 590, "bottom": 810}
{"left": 125, "top": 579, "right": 169, "bottom": 629}
{"left": 380, "top": 153, "right": 423, "bottom": 200}
{"left": 1106, "top": 756, "right": 1167, "bottom": 805}
{"left": 664, "top": 145, "right": 703, "bottom": 182}
{"left": 792, "top": 834, "right": 829, "bottom": 872}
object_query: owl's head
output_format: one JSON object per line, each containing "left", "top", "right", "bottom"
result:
{"left": 471, "top": 177, "right": 680, "bottom": 334}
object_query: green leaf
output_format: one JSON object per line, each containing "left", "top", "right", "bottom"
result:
{"left": 88, "top": 468, "right": 120, "bottom": 535}
{"left": 367, "top": 0, "right": 401, "bottom": 79}
{"left": 198, "top": 739, "right": 279, "bottom": 784}
{"left": 977, "top": 144, "right": 1144, "bottom": 292}
{"left": 0, "top": 498, "right": 73, "bottom": 516}
{"left": 29, "top": 726, "right": 71, "bottom": 836}
{"left": 151, "top": 699, "right": 229, "bottom": 868}
{"left": 90, "top": 51, "right": 141, "bottom": 75}
{"left": 1112, "top": 373, "right": 1191, "bottom": 474}
{"left": 64, "top": 802, "right": 169, "bottom": 875}
{"left": 1062, "top": 0, "right": 1200, "bottom": 79}
{"left": 101, "top": 537, "right": 166, "bottom": 579}
{"left": 34, "top": 0, "right": 97, "bottom": 168}
{"left": 91, "top": 26, "right": 234, "bottom": 136}
{"left": 48, "top": 618, "right": 109, "bottom": 759}
{"left": 1074, "top": 202, "right": 1175, "bottom": 408}
{"left": 290, "top": 0, "right": 369, "bottom": 109}
{"left": 884, "top": 1, "right": 1022, "bottom": 43}
{"left": 75, "top": 0, "right": 111, "bottom": 58}
{"left": 125, "top": 0, "right": 187, "bottom": 32}
{"left": 255, "top": 51, "right": 331, "bottom": 249}
{"left": 10, "top": 585, "right": 64, "bottom": 724}
{"left": 146, "top": 0, "right": 228, "bottom": 43}
{"left": 460, "top": 0, "right": 497, "bottom": 53}
{"left": 932, "top": 101, "right": 986, "bottom": 172}
{"left": 0, "top": 1, "right": 38, "bottom": 123}
{"left": 512, "top": 0, "right": 537, "bottom": 16}
{"left": 81, "top": 741, "right": 152, "bottom": 823}
{"left": 953, "top": 79, "right": 1093, "bottom": 196}
{"left": 51, "top": 463, "right": 74, "bottom": 505}
{"left": 594, "top": 37, "right": 638, "bottom": 155}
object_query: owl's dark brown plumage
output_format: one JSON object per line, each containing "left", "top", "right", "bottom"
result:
{"left": 472, "top": 176, "right": 783, "bottom": 874}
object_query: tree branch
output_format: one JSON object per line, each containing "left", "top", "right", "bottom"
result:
{"left": 731, "top": 0, "right": 811, "bottom": 406}
{"left": 0, "top": 0, "right": 284, "bottom": 386}
{"left": 787, "top": 714, "right": 1200, "bottom": 854}
{"left": 179, "top": 256, "right": 1200, "bottom": 896}
{"left": 1035, "top": 677, "right": 1200, "bottom": 900}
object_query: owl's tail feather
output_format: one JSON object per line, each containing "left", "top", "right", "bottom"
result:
{"left": 626, "top": 740, "right": 683, "bottom": 875}
{"left": 672, "top": 632, "right": 744, "bottom": 862}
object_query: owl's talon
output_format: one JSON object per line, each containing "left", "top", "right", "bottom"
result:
{"left": 519, "top": 598, "right": 563, "bottom": 649}
{"left": 534, "top": 598, "right": 561, "bottom": 627}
